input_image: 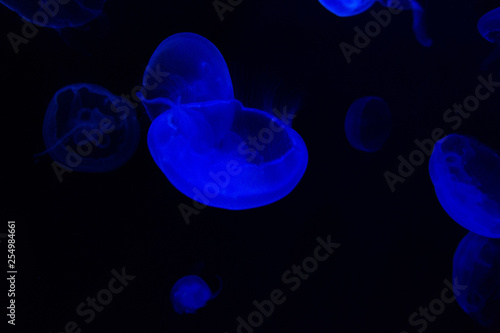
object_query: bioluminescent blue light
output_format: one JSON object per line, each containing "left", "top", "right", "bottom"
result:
{"left": 40, "top": 83, "right": 140, "bottom": 172}
{"left": 429, "top": 134, "right": 500, "bottom": 238}
{"left": 1, "top": 0, "right": 106, "bottom": 28}
{"left": 170, "top": 275, "right": 221, "bottom": 314}
{"left": 478, "top": 7, "right": 500, "bottom": 70}
{"left": 144, "top": 33, "right": 308, "bottom": 210}
{"left": 140, "top": 32, "right": 234, "bottom": 121}
{"left": 318, "top": 0, "right": 432, "bottom": 47}
{"left": 344, "top": 96, "right": 391, "bottom": 152}
{"left": 453, "top": 232, "right": 500, "bottom": 328}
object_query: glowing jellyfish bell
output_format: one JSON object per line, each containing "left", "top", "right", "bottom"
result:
{"left": 142, "top": 33, "right": 308, "bottom": 210}
{"left": 0, "top": 0, "right": 106, "bottom": 28}
{"left": 453, "top": 232, "right": 500, "bottom": 328}
{"left": 38, "top": 83, "right": 140, "bottom": 172}
{"left": 318, "top": 0, "right": 432, "bottom": 46}
{"left": 477, "top": 7, "right": 500, "bottom": 70}
{"left": 344, "top": 96, "right": 391, "bottom": 152}
{"left": 429, "top": 134, "right": 500, "bottom": 238}
{"left": 170, "top": 275, "right": 222, "bottom": 314}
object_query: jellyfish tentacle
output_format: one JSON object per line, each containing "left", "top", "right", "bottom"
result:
{"left": 33, "top": 123, "right": 87, "bottom": 158}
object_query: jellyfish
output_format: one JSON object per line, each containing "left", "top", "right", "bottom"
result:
{"left": 318, "top": 0, "right": 432, "bottom": 47}
{"left": 170, "top": 275, "right": 222, "bottom": 314}
{"left": 344, "top": 96, "right": 391, "bottom": 152}
{"left": 429, "top": 134, "right": 500, "bottom": 238}
{"left": 38, "top": 83, "right": 140, "bottom": 172}
{"left": 453, "top": 232, "right": 500, "bottom": 328}
{"left": 143, "top": 33, "right": 308, "bottom": 210}
{"left": 1, "top": 0, "right": 106, "bottom": 29}
{"left": 477, "top": 7, "right": 500, "bottom": 71}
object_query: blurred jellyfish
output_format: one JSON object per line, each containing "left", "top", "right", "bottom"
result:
{"left": 344, "top": 96, "right": 391, "bottom": 152}
{"left": 429, "top": 134, "right": 500, "bottom": 238}
{"left": 142, "top": 33, "right": 308, "bottom": 210}
{"left": 318, "top": 0, "right": 432, "bottom": 46}
{"left": 478, "top": 7, "right": 500, "bottom": 71}
{"left": 170, "top": 275, "right": 222, "bottom": 314}
{"left": 38, "top": 83, "right": 140, "bottom": 173}
{"left": 453, "top": 232, "right": 500, "bottom": 328}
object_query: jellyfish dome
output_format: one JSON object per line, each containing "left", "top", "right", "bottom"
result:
{"left": 170, "top": 275, "right": 221, "bottom": 314}
{"left": 41, "top": 83, "right": 140, "bottom": 172}
{"left": 429, "top": 134, "right": 500, "bottom": 238}
{"left": 453, "top": 232, "right": 500, "bottom": 328}
{"left": 478, "top": 7, "right": 500, "bottom": 44}
{"left": 344, "top": 96, "right": 391, "bottom": 152}
{"left": 1, "top": 0, "right": 106, "bottom": 28}
{"left": 144, "top": 33, "right": 308, "bottom": 210}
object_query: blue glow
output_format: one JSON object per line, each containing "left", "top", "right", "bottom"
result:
{"left": 170, "top": 275, "right": 221, "bottom": 314}
{"left": 478, "top": 7, "right": 500, "bottom": 44}
{"left": 344, "top": 96, "right": 391, "bottom": 152}
{"left": 140, "top": 32, "right": 234, "bottom": 121}
{"left": 144, "top": 33, "right": 308, "bottom": 210}
{"left": 429, "top": 134, "right": 500, "bottom": 238}
{"left": 453, "top": 232, "right": 500, "bottom": 327}
{"left": 0, "top": 0, "right": 106, "bottom": 28}
{"left": 40, "top": 83, "right": 140, "bottom": 172}
{"left": 318, "top": 0, "right": 432, "bottom": 47}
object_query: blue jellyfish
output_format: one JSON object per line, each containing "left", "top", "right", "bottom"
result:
{"left": 344, "top": 96, "right": 391, "bottom": 152}
{"left": 453, "top": 232, "right": 500, "bottom": 328}
{"left": 478, "top": 7, "right": 500, "bottom": 71}
{"left": 170, "top": 275, "right": 222, "bottom": 314}
{"left": 1, "top": 0, "right": 106, "bottom": 28}
{"left": 143, "top": 33, "right": 308, "bottom": 210}
{"left": 38, "top": 83, "right": 140, "bottom": 172}
{"left": 429, "top": 134, "right": 500, "bottom": 238}
{"left": 318, "top": 0, "right": 432, "bottom": 47}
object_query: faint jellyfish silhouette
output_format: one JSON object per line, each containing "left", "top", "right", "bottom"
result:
{"left": 142, "top": 33, "right": 308, "bottom": 210}
{"left": 344, "top": 96, "right": 391, "bottom": 152}
{"left": 318, "top": 0, "right": 432, "bottom": 46}
{"left": 477, "top": 7, "right": 500, "bottom": 71}
{"left": 170, "top": 275, "right": 222, "bottom": 314}
{"left": 429, "top": 134, "right": 500, "bottom": 238}
{"left": 453, "top": 232, "right": 500, "bottom": 328}
{"left": 38, "top": 83, "right": 140, "bottom": 172}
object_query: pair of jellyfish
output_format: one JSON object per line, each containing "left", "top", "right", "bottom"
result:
{"left": 429, "top": 134, "right": 500, "bottom": 238}
{"left": 140, "top": 33, "right": 308, "bottom": 210}
{"left": 453, "top": 232, "right": 500, "bottom": 328}
{"left": 37, "top": 83, "right": 140, "bottom": 172}
{"left": 170, "top": 275, "right": 222, "bottom": 314}
{"left": 477, "top": 7, "right": 500, "bottom": 71}
{"left": 344, "top": 96, "right": 391, "bottom": 152}
{"left": 318, "top": 0, "right": 432, "bottom": 47}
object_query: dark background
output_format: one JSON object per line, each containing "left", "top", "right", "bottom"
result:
{"left": 2, "top": 0, "right": 500, "bottom": 332}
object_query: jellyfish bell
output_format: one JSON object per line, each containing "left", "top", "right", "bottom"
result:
{"left": 318, "top": 0, "right": 375, "bottom": 17}
{"left": 478, "top": 7, "right": 500, "bottom": 44}
{"left": 429, "top": 134, "right": 500, "bottom": 238}
{"left": 170, "top": 275, "right": 222, "bottom": 314}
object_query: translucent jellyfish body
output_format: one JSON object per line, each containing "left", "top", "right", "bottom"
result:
{"left": 170, "top": 275, "right": 221, "bottom": 314}
{"left": 429, "top": 134, "right": 500, "bottom": 238}
{"left": 41, "top": 83, "right": 140, "bottom": 172}
{"left": 453, "top": 232, "right": 500, "bottom": 328}
{"left": 318, "top": 0, "right": 432, "bottom": 46}
{"left": 344, "top": 96, "right": 391, "bottom": 152}
{"left": 143, "top": 33, "right": 308, "bottom": 210}
{"left": 1, "top": 0, "right": 106, "bottom": 28}
{"left": 477, "top": 7, "right": 500, "bottom": 70}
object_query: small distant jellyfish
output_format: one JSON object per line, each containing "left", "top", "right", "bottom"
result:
{"left": 477, "top": 7, "right": 500, "bottom": 71}
{"left": 453, "top": 232, "right": 500, "bottom": 328}
{"left": 38, "top": 83, "right": 140, "bottom": 173}
{"left": 318, "top": 0, "right": 432, "bottom": 47}
{"left": 344, "top": 96, "right": 391, "bottom": 152}
{"left": 429, "top": 134, "right": 500, "bottom": 238}
{"left": 170, "top": 275, "right": 222, "bottom": 314}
